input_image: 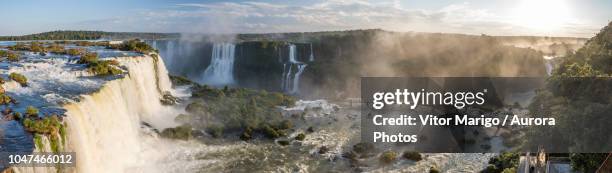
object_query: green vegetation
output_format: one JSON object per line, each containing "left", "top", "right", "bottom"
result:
{"left": 569, "top": 153, "right": 608, "bottom": 173}
{"left": 0, "top": 31, "right": 178, "bottom": 41}
{"left": 294, "top": 133, "right": 306, "bottom": 141}
{"left": 76, "top": 52, "right": 122, "bottom": 76}
{"left": 0, "top": 50, "right": 20, "bottom": 61}
{"left": 33, "top": 134, "right": 43, "bottom": 149}
{"left": 481, "top": 152, "right": 519, "bottom": 173}
{"left": 9, "top": 72, "right": 27, "bottom": 87}
{"left": 23, "top": 114, "right": 65, "bottom": 153}
{"left": 87, "top": 60, "right": 123, "bottom": 75}
{"left": 379, "top": 150, "right": 398, "bottom": 165}
{"left": 22, "top": 114, "right": 63, "bottom": 134}
{"left": 169, "top": 75, "right": 195, "bottom": 86}
{"left": 66, "top": 48, "right": 84, "bottom": 56}
{"left": 524, "top": 22, "right": 611, "bottom": 171}
{"left": 25, "top": 106, "right": 39, "bottom": 118}
{"left": 77, "top": 52, "right": 98, "bottom": 64}
{"left": 107, "top": 39, "right": 157, "bottom": 53}
{"left": 402, "top": 151, "right": 422, "bottom": 161}
{"left": 160, "top": 125, "right": 193, "bottom": 140}
{"left": 185, "top": 84, "right": 296, "bottom": 139}
{"left": 206, "top": 125, "right": 223, "bottom": 138}
{"left": 277, "top": 140, "right": 290, "bottom": 146}
{"left": 239, "top": 127, "right": 253, "bottom": 141}
{"left": 353, "top": 142, "right": 375, "bottom": 155}
{"left": 0, "top": 93, "right": 13, "bottom": 105}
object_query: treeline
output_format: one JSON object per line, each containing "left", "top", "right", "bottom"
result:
{"left": 0, "top": 31, "right": 179, "bottom": 41}
{"left": 525, "top": 21, "right": 612, "bottom": 173}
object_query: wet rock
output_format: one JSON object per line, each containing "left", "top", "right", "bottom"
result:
{"left": 160, "top": 92, "right": 180, "bottom": 105}
{"left": 318, "top": 146, "right": 329, "bottom": 154}
{"left": 306, "top": 127, "right": 315, "bottom": 133}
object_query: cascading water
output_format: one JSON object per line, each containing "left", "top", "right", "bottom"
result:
{"left": 280, "top": 44, "right": 308, "bottom": 94}
{"left": 52, "top": 56, "right": 201, "bottom": 173}
{"left": 288, "top": 44, "right": 298, "bottom": 63}
{"left": 201, "top": 43, "right": 236, "bottom": 86}
{"left": 291, "top": 64, "right": 307, "bottom": 94}
{"left": 543, "top": 56, "right": 555, "bottom": 76}
{"left": 309, "top": 43, "right": 314, "bottom": 62}
{"left": 165, "top": 40, "right": 175, "bottom": 69}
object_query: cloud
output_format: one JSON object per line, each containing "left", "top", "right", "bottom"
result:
{"left": 69, "top": 0, "right": 601, "bottom": 37}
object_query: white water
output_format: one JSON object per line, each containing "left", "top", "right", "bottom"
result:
{"left": 291, "top": 64, "right": 307, "bottom": 94}
{"left": 281, "top": 44, "right": 308, "bottom": 94}
{"left": 164, "top": 41, "right": 175, "bottom": 69}
{"left": 288, "top": 44, "right": 298, "bottom": 63}
{"left": 309, "top": 43, "right": 314, "bottom": 62}
{"left": 201, "top": 43, "right": 235, "bottom": 86}
{"left": 543, "top": 56, "right": 555, "bottom": 76}
{"left": 59, "top": 56, "right": 191, "bottom": 173}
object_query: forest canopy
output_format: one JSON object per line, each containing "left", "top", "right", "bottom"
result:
{"left": 0, "top": 31, "right": 179, "bottom": 41}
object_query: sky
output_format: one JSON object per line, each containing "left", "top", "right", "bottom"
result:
{"left": 1, "top": 0, "right": 611, "bottom": 37}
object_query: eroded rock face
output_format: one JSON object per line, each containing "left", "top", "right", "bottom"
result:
{"left": 160, "top": 92, "right": 180, "bottom": 105}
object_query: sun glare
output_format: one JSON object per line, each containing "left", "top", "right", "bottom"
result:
{"left": 512, "top": 0, "right": 572, "bottom": 32}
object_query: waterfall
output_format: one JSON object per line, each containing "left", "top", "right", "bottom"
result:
{"left": 165, "top": 40, "right": 175, "bottom": 69}
{"left": 288, "top": 44, "right": 298, "bottom": 63}
{"left": 281, "top": 44, "right": 307, "bottom": 94}
{"left": 282, "top": 64, "right": 293, "bottom": 91}
{"left": 60, "top": 55, "right": 179, "bottom": 173}
{"left": 291, "top": 64, "right": 307, "bottom": 94}
{"left": 543, "top": 56, "right": 554, "bottom": 76}
{"left": 201, "top": 43, "right": 235, "bottom": 86}
{"left": 309, "top": 43, "right": 314, "bottom": 62}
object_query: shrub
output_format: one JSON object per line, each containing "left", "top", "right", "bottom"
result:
{"left": 278, "top": 120, "right": 293, "bottom": 130}
{"left": 353, "top": 142, "right": 375, "bottom": 154}
{"left": 240, "top": 127, "right": 253, "bottom": 141}
{"left": 33, "top": 134, "right": 43, "bottom": 149}
{"left": 570, "top": 153, "right": 608, "bottom": 173}
{"left": 294, "top": 133, "right": 306, "bottom": 141}
{"left": 482, "top": 152, "right": 519, "bottom": 173}
{"left": 87, "top": 60, "right": 122, "bottom": 75}
{"left": 9, "top": 72, "right": 27, "bottom": 87}
{"left": 0, "top": 94, "right": 12, "bottom": 105}
{"left": 277, "top": 140, "right": 290, "bottom": 146}
{"left": 66, "top": 48, "right": 83, "bottom": 56}
{"left": 107, "top": 39, "right": 156, "bottom": 53}
{"left": 46, "top": 43, "right": 65, "bottom": 54}
{"left": 186, "top": 86, "right": 297, "bottom": 140}
{"left": 22, "top": 114, "right": 63, "bottom": 134}
{"left": 78, "top": 52, "right": 98, "bottom": 64}
{"left": 262, "top": 124, "right": 280, "bottom": 139}
{"left": 379, "top": 151, "right": 398, "bottom": 165}
{"left": 160, "top": 124, "right": 192, "bottom": 140}
{"left": 169, "top": 75, "right": 194, "bottom": 85}
{"left": 207, "top": 125, "right": 223, "bottom": 138}
{"left": 30, "top": 42, "right": 44, "bottom": 52}
{"left": 402, "top": 151, "right": 422, "bottom": 161}
{"left": 7, "top": 52, "right": 19, "bottom": 61}
{"left": 25, "top": 106, "right": 39, "bottom": 118}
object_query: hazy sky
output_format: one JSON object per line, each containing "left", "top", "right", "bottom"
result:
{"left": 1, "top": 0, "right": 610, "bottom": 37}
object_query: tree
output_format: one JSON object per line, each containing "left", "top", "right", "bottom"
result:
{"left": 570, "top": 153, "right": 607, "bottom": 173}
